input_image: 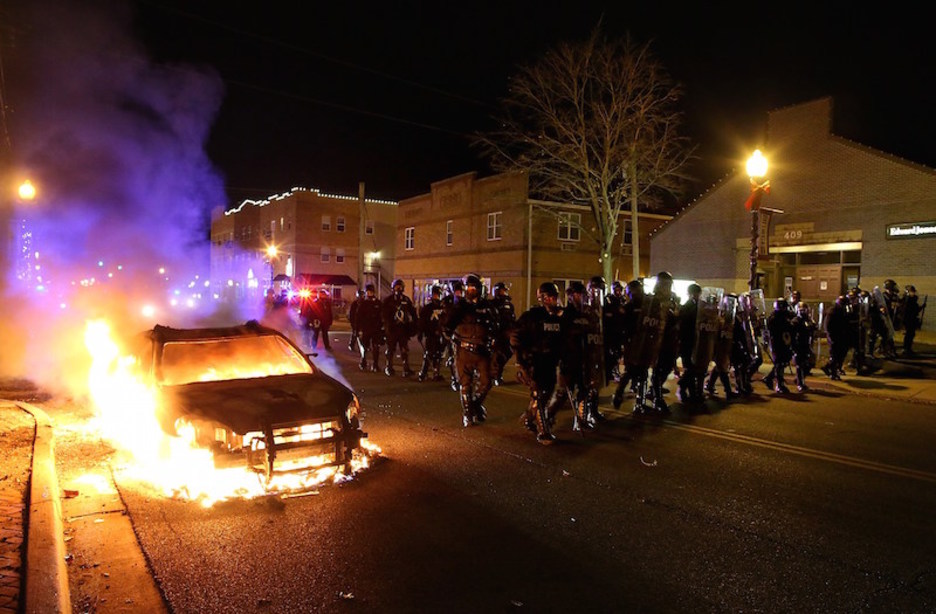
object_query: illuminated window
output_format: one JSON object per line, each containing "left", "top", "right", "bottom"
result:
{"left": 558, "top": 212, "right": 581, "bottom": 242}
{"left": 336, "top": 248, "right": 345, "bottom": 263}
{"left": 320, "top": 247, "right": 330, "bottom": 263}
{"left": 337, "top": 216, "right": 346, "bottom": 232}
{"left": 405, "top": 227, "right": 415, "bottom": 251}
{"left": 446, "top": 220, "right": 453, "bottom": 246}
{"left": 487, "top": 212, "right": 502, "bottom": 241}
{"left": 621, "top": 220, "right": 633, "bottom": 256}
{"left": 322, "top": 215, "right": 331, "bottom": 232}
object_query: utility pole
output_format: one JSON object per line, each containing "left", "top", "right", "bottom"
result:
{"left": 358, "top": 182, "right": 365, "bottom": 288}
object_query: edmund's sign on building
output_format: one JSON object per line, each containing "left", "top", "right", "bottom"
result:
{"left": 886, "top": 221, "right": 936, "bottom": 240}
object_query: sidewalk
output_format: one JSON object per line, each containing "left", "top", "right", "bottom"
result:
{"left": 0, "top": 327, "right": 933, "bottom": 614}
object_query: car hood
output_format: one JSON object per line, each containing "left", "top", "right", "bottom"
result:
{"left": 162, "top": 372, "right": 354, "bottom": 435}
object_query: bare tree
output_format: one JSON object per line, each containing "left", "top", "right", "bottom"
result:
{"left": 477, "top": 29, "right": 695, "bottom": 283}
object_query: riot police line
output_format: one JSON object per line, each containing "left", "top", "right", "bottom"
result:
{"left": 345, "top": 273, "right": 926, "bottom": 446}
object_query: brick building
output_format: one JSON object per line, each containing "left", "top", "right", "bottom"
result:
{"left": 210, "top": 186, "right": 398, "bottom": 306}
{"left": 394, "top": 171, "right": 671, "bottom": 310}
{"left": 650, "top": 97, "right": 935, "bottom": 329}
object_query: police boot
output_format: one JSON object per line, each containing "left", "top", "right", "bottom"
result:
{"left": 611, "top": 383, "right": 625, "bottom": 410}
{"left": 795, "top": 368, "right": 808, "bottom": 392}
{"left": 417, "top": 361, "right": 429, "bottom": 382}
{"left": 384, "top": 350, "right": 395, "bottom": 376}
{"left": 532, "top": 401, "right": 555, "bottom": 445}
{"left": 633, "top": 377, "right": 649, "bottom": 415}
{"left": 692, "top": 376, "right": 706, "bottom": 403}
{"left": 588, "top": 392, "right": 606, "bottom": 422}
{"left": 704, "top": 370, "right": 717, "bottom": 395}
{"left": 431, "top": 364, "right": 444, "bottom": 381}
{"left": 460, "top": 392, "right": 476, "bottom": 427}
{"left": 719, "top": 372, "right": 738, "bottom": 399}
{"left": 572, "top": 398, "right": 593, "bottom": 433}
{"left": 763, "top": 369, "right": 776, "bottom": 392}
{"left": 400, "top": 351, "right": 413, "bottom": 377}
{"left": 652, "top": 378, "right": 670, "bottom": 414}
{"left": 774, "top": 370, "right": 790, "bottom": 394}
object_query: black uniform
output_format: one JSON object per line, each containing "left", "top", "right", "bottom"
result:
{"left": 446, "top": 286, "right": 498, "bottom": 426}
{"left": 417, "top": 294, "right": 446, "bottom": 381}
{"left": 356, "top": 290, "right": 384, "bottom": 371}
{"left": 511, "top": 286, "right": 565, "bottom": 444}
{"left": 489, "top": 287, "right": 516, "bottom": 386}
{"left": 764, "top": 300, "right": 794, "bottom": 393}
{"left": 347, "top": 290, "right": 365, "bottom": 352}
{"left": 602, "top": 285, "right": 627, "bottom": 383}
{"left": 381, "top": 283, "right": 418, "bottom": 377}
{"left": 822, "top": 297, "right": 850, "bottom": 380}
{"left": 559, "top": 285, "right": 605, "bottom": 431}
{"left": 676, "top": 287, "right": 701, "bottom": 403}
{"left": 790, "top": 303, "right": 816, "bottom": 391}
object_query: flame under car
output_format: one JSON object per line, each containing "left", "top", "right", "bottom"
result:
{"left": 132, "top": 321, "right": 366, "bottom": 483}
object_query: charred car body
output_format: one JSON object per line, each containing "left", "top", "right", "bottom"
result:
{"left": 131, "top": 320, "right": 366, "bottom": 482}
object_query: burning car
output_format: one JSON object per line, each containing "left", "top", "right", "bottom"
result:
{"left": 130, "top": 320, "right": 366, "bottom": 483}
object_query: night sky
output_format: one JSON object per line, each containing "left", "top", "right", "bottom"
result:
{"left": 6, "top": 1, "right": 934, "bottom": 207}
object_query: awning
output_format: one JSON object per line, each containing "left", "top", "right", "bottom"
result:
{"left": 295, "top": 274, "right": 357, "bottom": 287}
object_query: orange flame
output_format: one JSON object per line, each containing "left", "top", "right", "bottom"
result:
{"left": 83, "top": 319, "right": 379, "bottom": 507}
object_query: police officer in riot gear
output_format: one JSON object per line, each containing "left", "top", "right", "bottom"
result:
{"left": 650, "top": 272, "right": 680, "bottom": 414}
{"left": 441, "top": 279, "right": 465, "bottom": 391}
{"left": 348, "top": 289, "right": 366, "bottom": 352}
{"left": 603, "top": 280, "right": 627, "bottom": 383}
{"left": 790, "top": 299, "right": 816, "bottom": 391}
{"left": 677, "top": 283, "right": 703, "bottom": 403}
{"left": 445, "top": 274, "right": 498, "bottom": 427}
{"left": 381, "top": 278, "right": 418, "bottom": 377}
{"left": 489, "top": 282, "right": 516, "bottom": 387}
{"left": 764, "top": 298, "right": 794, "bottom": 393}
{"left": 417, "top": 285, "right": 447, "bottom": 382}
{"left": 511, "top": 282, "right": 565, "bottom": 444}
{"left": 611, "top": 279, "right": 645, "bottom": 408}
{"left": 559, "top": 277, "right": 606, "bottom": 431}
{"left": 356, "top": 283, "right": 384, "bottom": 371}
{"left": 822, "top": 295, "right": 850, "bottom": 380}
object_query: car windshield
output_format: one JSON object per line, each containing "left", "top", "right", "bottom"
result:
{"left": 160, "top": 334, "right": 314, "bottom": 386}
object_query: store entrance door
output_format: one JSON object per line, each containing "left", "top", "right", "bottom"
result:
{"left": 796, "top": 265, "right": 841, "bottom": 301}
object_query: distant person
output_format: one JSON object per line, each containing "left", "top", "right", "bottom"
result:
{"left": 303, "top": 288, "right": 334, "bottom": 350}
{"left": 348, "top": 289, "right": 366, "bottom": 352}
{"left": 901, "top": 285, "right": 923, "bottom": 356}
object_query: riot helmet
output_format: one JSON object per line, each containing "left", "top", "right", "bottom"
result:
{"left": 391, "top": 278, "right": 405, "bottom": 293}
{"left": 450, "top": 279, "right": 464, "bottom": 294}
{"left": 356, "top": 289, "right": 365, "bottom": 299}
{"left": 567, "top": 280, "right": 586, "bottom": 295}
{"left": 655, "top": 271, "right": 674, "bottom": 295}
{"left": 687, "top": 283, "right": 702, "bottom": 298}
{"left": 790, "top": 290, "right": 801, "bottom": 303}
{"left": 773, "top": 298, "right": 789, "bottom": 312}
{"left": 624, "top": 279, "right": 643, "bottom": 301}
{"left": 610, "top": 280, "right": 624, "bottom": 295}
{"left": 464, "top": 273, "right": 483, "bottom": 301}
{"left": 430, "top": 285, "right": 443, "bottom": 298}
{"left": 538, "top": 281, "right": 559, "bottom": 301}
{"left": 493, "top": 281, "right": 509, "bottom": 298}
{"left": 835, "top": 295, "right": 848, "bottom": 308}
{"left": 884, "top": 279, "right": 898, "bottom": 292}
{"left": 365, "top": 283, "right": 376, "bottom": 295}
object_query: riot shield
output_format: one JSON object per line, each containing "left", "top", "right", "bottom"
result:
{"left": 814, "top": 302, "right": 825, "bottom": 362}
{"left": 748, "top": 289, "right": 769, "bottom": 359}
{"left": 583, "top": 303, "right": 605, "bottom": 390}
{"left": 872, "top": 286, "right": 896, "bottom": 342}
{"left": 622, "top": 293, "right": 668, "bottom": 369}
{"left": 713, "top": 293, "right": 737, "bottom": 372}
{"left": 691, "top": 287, "right": 724, "bottom": 373}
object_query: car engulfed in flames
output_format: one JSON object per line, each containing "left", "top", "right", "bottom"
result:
{"left": 130, "top": 320, "right": 367, "bottom": 483}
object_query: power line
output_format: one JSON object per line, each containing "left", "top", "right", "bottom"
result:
{"left": 140, "top": 0, "right": 495, "bottom": 111}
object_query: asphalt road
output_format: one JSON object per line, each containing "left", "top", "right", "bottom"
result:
{"left": 43, "top": 338, "right": 936, "bottom": 613}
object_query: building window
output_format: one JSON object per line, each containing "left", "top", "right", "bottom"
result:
{"left": 405, "top": 227, "right": 415, "bottom": 251}
{"left": 446, "top": 220, "right": 453, "bottom": 246}
{"left": 336, "top": 248, "right": 345, "bottom": 263}
{"left": 279, "top": 217, "right": 284, "bottom": 231}
{"left": 337, "top": 216, "right": 346, "bottom": 232}
{"left": 487, "top": 212, "right": 502, "bottom": 241}
{"left": 621, "top": 220, "right": 633, "bottom": 256}
{"left": 320, "top": 247, "right": 330, "bottom": 263}
{"left": 558, "top": 212, "right": 581, "bottom": 242}
{"left": 365, "top": 220, "right": 374, "bottom": 235}
{"left": 322, "top": 215, "right": 331, "bottom": 232}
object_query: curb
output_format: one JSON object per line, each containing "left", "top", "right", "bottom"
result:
{"left": 17, "top": 402, "right": 71, "bottom": 614}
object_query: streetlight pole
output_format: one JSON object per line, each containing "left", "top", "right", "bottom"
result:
{"left": 744, "top": 150, "right": 770, "bottom": 292}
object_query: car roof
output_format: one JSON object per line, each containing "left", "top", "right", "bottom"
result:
{"left": 147, "top": 320, "right": 280, "bottom": 344}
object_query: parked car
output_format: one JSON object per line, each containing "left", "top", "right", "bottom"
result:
{"left": 130, "top": 320, "right": 366, "bottom": 483}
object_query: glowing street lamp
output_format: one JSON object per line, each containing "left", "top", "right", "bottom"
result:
{"left": 17, "top": 180, "right": 36, "bottom": 201}
{"left": 744, "top": 150, "right": 770, "bottom": 291}
{"left": 266, "top": 245, "right": 278, "bottom": 288}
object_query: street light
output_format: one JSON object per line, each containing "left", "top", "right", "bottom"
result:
{"left": 266, "top": 245, "right": 278, "bottom": 288}
{"left": 744, "top": 150, "right": 770, "bottom": 291}
{"left": 17, "top": 180, "right": 36, "bottom": 201}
